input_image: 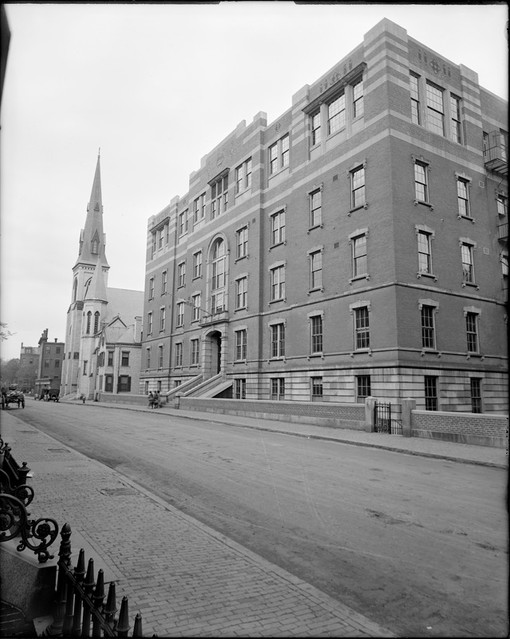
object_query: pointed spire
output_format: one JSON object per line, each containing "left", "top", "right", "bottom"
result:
{"left": 75, "top": 152, "right": 109, "bottom": 268}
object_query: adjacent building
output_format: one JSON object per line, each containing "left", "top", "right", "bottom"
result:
{"left": 35, "top": 329, "right": 64, "bottom": 397}
{"left": 17, "top": 344, "right": 38, "bottom": 393}
{"left": 141, "top": 18, "right": 507, "bottom": 413}
{"left": 61, "top": 154, "right": 144, "bottom": 399}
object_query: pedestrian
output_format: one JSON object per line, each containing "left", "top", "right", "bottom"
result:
{"left": 148, "top": 391, "right": 154, "bottom": 408}
{"left": 154, "top": 390, "right": 160, "bottom": 408}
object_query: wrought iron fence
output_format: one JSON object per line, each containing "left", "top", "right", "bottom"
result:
{"left": 44, "top": 523, "right": 144, "bottom": 637}
{"left": 374, "top": 402, "right": 403, "bottom": 435}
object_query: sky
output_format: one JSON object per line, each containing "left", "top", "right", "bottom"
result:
{"left": 0, "top": 2, "right": 508, "bottom": 362}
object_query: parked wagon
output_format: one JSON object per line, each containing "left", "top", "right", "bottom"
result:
{"left": 1, "top": 385, "right": 25, "bottom": 410}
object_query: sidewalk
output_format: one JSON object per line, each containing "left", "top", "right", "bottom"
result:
{"left": 80, "top": 398, "right": 507, "bottom": 469}
{"left": 2, "top": 410, "right": 395, "bottom": 638}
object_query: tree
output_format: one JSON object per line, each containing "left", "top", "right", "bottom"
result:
{"left": 0, "top": 358, "right": 20, "bottom": 387}
{"left": 0, "top": 322, "right": 13, "bottom": 341}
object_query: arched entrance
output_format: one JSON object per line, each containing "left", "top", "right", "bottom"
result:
{"left": 204, "top": 330, "right": 222, "bottom": 377}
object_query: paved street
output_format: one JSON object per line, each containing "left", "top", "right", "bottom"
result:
{"left": 2, "top": 399, "right": 508, "bottom": 637}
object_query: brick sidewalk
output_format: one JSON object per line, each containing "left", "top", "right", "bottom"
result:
{"left": 2, "top": 411, "right": 394, "bottom": 637}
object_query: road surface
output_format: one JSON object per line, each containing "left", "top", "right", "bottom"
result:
{"left": 13, "top": 400, "right": 508, "bottom": 637}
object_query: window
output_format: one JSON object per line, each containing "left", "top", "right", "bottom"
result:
{"left": 271, "top": 378, "right": 285, "bottom": 400}
{"left": 424, "top": 376, "right": 438, "bottom": 411}
{"left": 147, "top": 312, "right": 153, "bottom": 335}
{"left": 461, "top": 243, "right": 475, "bottom": 284}
{"left": 190, "top": 339, "right": 200, "bottom": 366}
{"left": 146, "top": 348, "right": 150, "bottom": 369}
{"left": 44, "top": 359, "right": 49, "bottom": 368}
{"left": 234, "top": 378, "right": 246, "bottom": 399}
{"left": 310, "top": 315, "right": 323, "bottom": 354}
{"left": 328, "top": 93, "right": 345, "bottom": 134}
{"left": 157, "top": 227, "right": 164, "bottom": 250}
{"left": 192, "top": 294, "right": 201, "bottom": 322}
{"left": 270, "top": 209, "right": 285, "bottom": 245}
{"left": 178, "top": 261, "right": 186, "bottom": 288}
{"left": 158, "top": 345, "right": 164, "bottom": 368}
{"left": 193, "top": 193, "right": 206, "bottom": 225}
{"left": 151, "top": 233, "right": 156, "bottom": 259}
{"left": 235, "top": 329, "right": 247, "bottom": 360}
{"left": 421, "top": 305, "right": 436, "bottom": 349}
{"left": 352, "top": 233, "right": 368, "bottom": 278}
{"left": 501, "top": 250, "right": 509, "bottom": 277}
{"left": 309, "top": 251, "right": 323, "bottom": 290}
{"left": 161, "top": 270, "right": 168, "bottom": 294}
{"left": 414, "top": 160, "right": 429, "bottom": 203}
{"left": 270, "top": 265, "right": 285, "bottom": 301}
{"left": 311, "top": 111, "right": 321, "bottom": 146}
{"left": 426, "top": 81, "right": 444, "bottom": 136}
{"left": 354, "top": 307, "right": 370, "bottom": 349}
{"left": 176, "top": 302, "right": 184, "bottom": 327}
{"left": 116, "top": 375, "right": 130, "bottom": 393}
{"left": 236, "top": 226, "right": 248, "bottom": 259}
{"left": 193, "top": 251, "right": 202, "bottom": 278}
{"left": 211, "top": 174, "right": 228, "bottom": 219}
{"left": 309, "top": 189, "right": 322, "bottom": 228}
{"left": 450, "top": 95, "right": 462, "bottom": 143}
{"left": 86, "top": 311, "right": 91, "bottom": 335}
{"left": 410, "top": 72, "right": 421, "bottom": 125}
{"left": 497, "top": 194, "right": 507, "bottom": 217}
{"left": 121, "top": 351, "right": 129, "bottom": 367}
{"left": 235, "top": 158, "right": 252, "bottom": 194}
{"left": 91, "top": 237, "right": 99, "bottom": 255}
{"left": 211, "top": 238, "right": 226, "bottom": 314}
{"left": 457, "top": 177, "right": 470, "bottom": 218}
{"left": 107, "top": 351, "right": 114, "bottom": 366}
{"left": 178, "top": 209, "right": 188, "bottom": 236}
{"left": 175, "top": 342, "right": 183, "bottom": 367}
{"left": 350, "top": 165, "right": 366, "bottom": 209}
{"left": 352, "top": 77, "right": 364, "bottom": 118}
{"left": 268, "top": 134, "right": 289, "bottom": 175}
{"left": 270, "top": 323, "right": 285, "bottom": 358}
{"left": 159, "top": 307, "right": 166, "bottom": 332}
{"left": 83, "top": 360, "right": 88, "bottom": 376}
{"left": 356, "top": 375, "right": 371, "bottom": 402}
{"left": 417, "top": 231, "right": 433, "bottom": 275}
{"left": 149, "top": 277, "right": 155, "bottom": 300}
{"left": 466, "top": 312, "right": 479, "bottom": 353}
{"left": 93, "top": 311, "right": 100, "bottom": 334}
{"left": 235, "top": 277, "right": 248, "bottom": 310}
{"left": 470, "top": 378, "right": 482, "bottom": 413}
{"left": 311, "top": 376, "right": 323, "bottom": 401}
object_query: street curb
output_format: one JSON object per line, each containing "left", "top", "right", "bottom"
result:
{"left": 69, "top": 400, "right": 508, "bottom": 470}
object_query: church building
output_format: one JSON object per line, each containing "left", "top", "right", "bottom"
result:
{"left": 61, "top": 154, "right": 144, "bottom": 399}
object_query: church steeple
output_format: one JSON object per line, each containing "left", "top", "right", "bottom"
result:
{"left": 75, "top": 151, "right": 109, "bottom": 267}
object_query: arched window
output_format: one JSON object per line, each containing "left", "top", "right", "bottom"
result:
{"left": 94, "top": 311, "right": 100, "bottom": 334}
{"left": 84, "top": 278, "right": 92, "bottom": 298}
{"left": 211, "top": 238, "right": 226, "bottom": 315}
{"left": 86, "top": 311, "right": 92, "bottom": 334}
{"left": 73, "top": 278, "right": 78, "bottom": 302}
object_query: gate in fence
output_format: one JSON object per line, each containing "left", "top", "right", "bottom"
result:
{"left": 374, "top": 402, "right": 403, "bottom": 435}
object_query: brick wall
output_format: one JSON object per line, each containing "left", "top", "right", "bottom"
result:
{"left": 412, "top": 409, "right": 508, "bottom": 447}
{"left": 180, "top": 397, "right": 366, "bottom": 430}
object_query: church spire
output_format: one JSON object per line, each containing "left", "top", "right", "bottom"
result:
{"left": 75, "top": 151, "right": 109, "bottom": 267}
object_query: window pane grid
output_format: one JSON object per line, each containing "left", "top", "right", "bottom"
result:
{"left": 466, "top": 313, "right": 478, "bottom": 352}
{"left": 353, "top": 235, "right": 367, "bottom": 277}
{"left": 311, "top": 315, "right": 323, "bottom": 353}
{"left": 328, "top": 94, "right": 345, "bottom": 134}
{"left": 354, "top": 307, "right": 370, "bottom": 349}
{"left": 421, "top": 306, "right": 435, "bottom": 349}
{"left": 424, "top": 376, "right": 438, "bottom": 410}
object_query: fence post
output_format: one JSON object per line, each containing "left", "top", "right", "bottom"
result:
{"left": 365, "top": 397, "right": 376, "bottom": 432}
{"left": 401, "top": 398, "right": 416, "bottom": 437}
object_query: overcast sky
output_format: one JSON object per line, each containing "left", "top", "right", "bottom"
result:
{"left": 0, "top": 2, "right": 507, "bottom": 362}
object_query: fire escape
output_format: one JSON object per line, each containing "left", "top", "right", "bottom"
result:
{"left": 484, "top": 130, "right": 508, "bottom": 301}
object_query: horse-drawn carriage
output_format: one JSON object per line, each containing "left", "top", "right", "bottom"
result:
{"left": 1, "top": 385, "right": 25, "bottom": 410}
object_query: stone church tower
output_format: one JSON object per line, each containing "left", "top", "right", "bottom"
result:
{"left": 61, "top": 153, "right": 109, "bottom": 397}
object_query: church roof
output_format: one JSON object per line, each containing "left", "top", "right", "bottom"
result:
{"left": 105, "top": 287, "right": 144, "bottom": 324}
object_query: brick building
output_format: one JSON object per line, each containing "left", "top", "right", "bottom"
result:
{"left": 141, "top": 18, "right": 507, "bottom": 413}
{"left": 17, "top": 344, "right": 38, "bottom": 393}
{"left": 35, "top": 329, "right": 64, "bottom": 397}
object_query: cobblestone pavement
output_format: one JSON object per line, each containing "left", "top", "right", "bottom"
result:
{"left": 2, "top": 411, "right": 395, "bottom": 637}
